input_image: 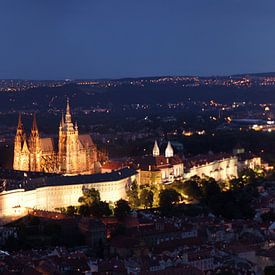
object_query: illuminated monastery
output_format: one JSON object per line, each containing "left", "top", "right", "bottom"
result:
{"left": 13, "top": 99, "right": 100, "bottom": 174}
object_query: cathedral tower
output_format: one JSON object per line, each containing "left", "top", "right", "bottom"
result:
{"left": 13, "top": 113, "right": 24, "bottom": 170}
{"left": 20, "top": 134, "right": 30, "bottom": 171}
{"left": 29, "top": 113, "right": 42, "bottom": 171}
{"left": 13, "top": 99, "right": 99, "bottom": 174}
{"left": 58, "top": 99, "right": 80, "bottom": 173}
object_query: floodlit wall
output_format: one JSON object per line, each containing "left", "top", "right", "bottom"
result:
{"left": 185, "top": 157, "right": 238, "bottom": 181}
{"left": 0, "top": 175, "right": 134, "bottom": 220}
{"left": 139, "top": 163, "right": 184, "bottom": 185}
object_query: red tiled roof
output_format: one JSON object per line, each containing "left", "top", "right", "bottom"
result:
{"left": 130, "top": 155, "right": 183, "bottom": 171}
{"left": 101, "top": 161, "right": 125, "bottom": 171}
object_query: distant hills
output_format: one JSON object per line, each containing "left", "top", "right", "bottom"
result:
{"left": 1, "top": 72, "right": 275, "bottom": 111}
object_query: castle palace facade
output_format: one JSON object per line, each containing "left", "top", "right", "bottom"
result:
{"left": 13, "top": 100, "right": 100, "bottom": 174}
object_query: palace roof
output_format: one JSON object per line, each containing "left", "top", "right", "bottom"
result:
{"left": 40, "top": 137, "right": 56, "bottom": 152}
{"left": 1, "top": 168, "right": 137, "bottom": 192}
{"left": 78, "top": 134, "right": 95, "bottom": 149}
{"left": 130, "top": 155, "right": 183, "bottom": 171}
{"left": 184, "top": 153, "right": 235, "bottom": 169}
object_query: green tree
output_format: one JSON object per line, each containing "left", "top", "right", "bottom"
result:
{"left": 229, "top": 178, "right": 244, "bottom": 190}
{"left": 159, "top": 188, "right": 181, "bottom": 209}
{"left": 126, "top": 180, "right": 140, "bottom": 208}
{"left": 183, "top": 178, "right": 202, "bottom": 200}
{"left": 78, "top": 188, "right": 100, "bottom": 206}
{"left": 140, "top": 189, "right": 154, "bottom": 208}
{"left": 90, "top": 201, "right": 112, "bottom": 218}
{"left": 240, "top": 168, "right": 257, "bottom": 185}
{"left": 78, "top": 204, "right": 91, "bottom": 217}
{"left": 114, "top": 199, "right": 131, "bottom": 219}
{"left": 65, "top": 205, "right": 77, "bottom": 216}
{"left": 201, "top": 178, "right": 221, "bottom": 200}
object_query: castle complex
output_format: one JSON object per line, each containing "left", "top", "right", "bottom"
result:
{"left": 0, "top": 168, "right": 136, "bottom": 221}
{"left": 13, "top": 99, "right": 100, "bottom": 174}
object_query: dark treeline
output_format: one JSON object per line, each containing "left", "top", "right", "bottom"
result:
{"left": 1, "top": 81, "right": 275, "bottom": 112}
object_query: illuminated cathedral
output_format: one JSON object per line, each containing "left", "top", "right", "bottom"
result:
{"left": 13, "top": 99, "right": 100, "bottom": 174}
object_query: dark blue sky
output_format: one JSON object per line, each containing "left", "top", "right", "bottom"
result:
{"left": 1, "top": 0, "right": 275, "bottom": 79}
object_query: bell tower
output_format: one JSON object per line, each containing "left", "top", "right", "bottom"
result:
{"left": 165, "top": 141, "right": 174, "bottom": 158}
{"left": 153, "top": 140, "right": 160, "bottom": 157}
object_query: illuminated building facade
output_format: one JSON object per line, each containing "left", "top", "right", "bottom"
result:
{"left": 184, "top": 153, "right": 238, "bottom": 181}
{"left": 13, "top": 99, "right": 99, "bottom": 174}
{"left": 0, "top": 168, "right": 136, "bottom": 222}
{"left": 131, "top": 141, "right": 184, "bottom": 185}
{"left": 233, "top": 145, "right": 263, "bottom": 173}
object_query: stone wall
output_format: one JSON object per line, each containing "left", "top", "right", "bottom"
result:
{"left": 0, "top": 174, "right": 135, "bottom": 222}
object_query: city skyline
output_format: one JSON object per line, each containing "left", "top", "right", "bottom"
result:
{"left": 1, "top": 0, "right": 275, "bottom": 79}
{"left": 1, "top": 2, "right": 275, "bottom": 274}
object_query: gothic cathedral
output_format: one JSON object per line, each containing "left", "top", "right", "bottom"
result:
{"left": 13, "top": 99, "right": 100, "bottom": 174}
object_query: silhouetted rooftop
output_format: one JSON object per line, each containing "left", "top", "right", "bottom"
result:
{"left": 0, "top": 168, "right": 137, "bottom": 192}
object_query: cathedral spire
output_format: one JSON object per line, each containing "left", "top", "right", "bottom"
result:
{"left": 22, "top": 134, "right": 29, "bottom": 153}
{"left": 32, "top": 113, "right": 38, "bottom": 132}
{"left": 66, "top": 98, "right": 70, "bottom": 114}
{"left": 17, "top": 113, "right": 23, "bottom": 131}
{"left": 30, "top": 113, "right": 39, "bottom": 141}
{"left": 65, "top": 98, "right": 72, "bottom": 123}
{"left": 60, "top": 112, "right": 65, "bottom": 128}
{"left": 15, "top": 113, "right": 24, "bottom": 139}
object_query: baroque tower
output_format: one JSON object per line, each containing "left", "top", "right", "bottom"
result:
{"left": 153, "top": 140, "right": 160, "bottom": 157}
{"left": 165, "top": 141, "right": 174, "bottom": 158}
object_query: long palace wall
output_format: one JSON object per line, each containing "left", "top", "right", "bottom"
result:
{"left": 0, "top": 175, "right": 134, "bottom": 221}
{"left": 185, "top": 157, "right": 238, "bottom": 181}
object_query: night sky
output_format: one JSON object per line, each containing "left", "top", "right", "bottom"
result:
{"left": 1, "top": 0, "right": 275, "bottom": 79}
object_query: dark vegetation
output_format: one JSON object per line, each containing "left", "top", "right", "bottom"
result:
{"left": 4, "top": 216, "right": 85, "bottom": 250}
{"left": 2, "top": 78, "right": 275, "bottom": 113}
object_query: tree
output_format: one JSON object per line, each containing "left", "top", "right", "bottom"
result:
{"left": 140, "top": 189, "right": 154, "bottom": 208}
{"left": 126, "top": 180, "right": 140, "bottom": 208}
{"left": 183, "top": 179, "right": 202, "bottom": 200}
{"left": 201, "top": 178, "right": 221, "bottom": 200}
{"left": 159, "top": 189, "right": 181, "bottom": 209}
{"left": 90, "top": 201, "right": 112, "bottom": 218}
{"left": 207, "top": 189, "right": 255, "bottom": 220}
{"left": 78, "top": 188, "right": 100, "bottom": 206}
{"left": 240, "top": 168, "right": 257, "bottom": 185}
{"left": 65, "top": 205, "right": 77, "bottom": 216}
{"left": 229, "top": 178, "right": 244, "bottom": 190}
{"left": 114, "top": 199, "right": 131, "bottom": 219}
{"left": 78, "top": 204, "right": 91, "bottom": 217}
